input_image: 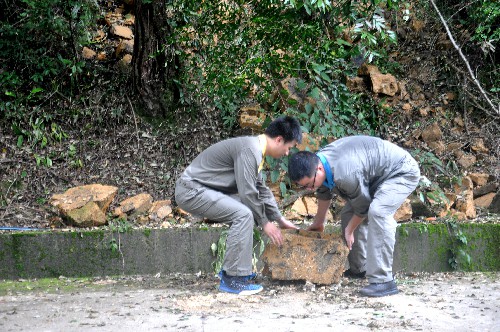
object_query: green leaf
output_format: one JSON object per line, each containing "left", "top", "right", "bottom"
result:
{"left": 320, "top": 72, "right": 331, "bottom": 82}
{"left": 305, "top": 103, "right": 313, "bottom": 114}
{"left": 279, "top": 181, "right": 287, "bottom": 197}
{"left": 309, "top": 87, "right": 321, "bottom": 99}
{"left": 271, "top": 170, "right": 280, "bottom": 183}
{"left": 457, "top": 233, "right": 468, "bottom": 245}
{"left": 312, "top": 63, "right": 326, "bottom": 74}
{"left": 335, "top": 38, "right": 352, "bottom": 47}
{"left": 297, "top": 79, "right": 307, "bottom": 90}
{"left": 310, "top": 112, "right": 319, "bottom": 125}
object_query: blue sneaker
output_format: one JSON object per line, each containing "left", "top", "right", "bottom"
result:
{"left": 218, "top": 270, "right": 257, "bottom": 281}
{"left": 219, "top": 271, "right": 263, "bottom": 295}
{"left": 359, "top": 280, "right": 399, "bottom": 297}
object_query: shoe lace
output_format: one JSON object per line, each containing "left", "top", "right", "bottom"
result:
{"left": 226, "top": 275, "right": 255, "bottom": 289}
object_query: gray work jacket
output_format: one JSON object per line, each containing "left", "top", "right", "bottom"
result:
{"left": 316, "top": 136, "right": 414, "bottom": 217}
{"left": 179, "top": 136, "right": 282, "bottom": 226}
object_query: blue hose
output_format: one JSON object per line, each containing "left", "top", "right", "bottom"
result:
{"left": 0, "top": 227, "right": 47, "bottom": 231}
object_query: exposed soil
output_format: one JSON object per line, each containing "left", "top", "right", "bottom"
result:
{"left": 0, "top": 2, "right": 498, "bottom": 230}
{"left": 0, "top": 271, "right": 498, "bottom": 331}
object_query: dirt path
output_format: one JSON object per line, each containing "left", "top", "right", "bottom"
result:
{"left": 0, "top": 272, "right": 498, "bottom": 331}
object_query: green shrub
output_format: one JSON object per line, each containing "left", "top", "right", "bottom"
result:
{"left": 1, "top": 0, "right": 98, "bottom": 148}
{"left": 170, "top": 0, "right": 400, "bottom": 134}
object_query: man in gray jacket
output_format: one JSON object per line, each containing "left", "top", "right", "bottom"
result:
{"left": 175, "top": 116, "right": 302, "bottom": 295}
{"left": 288, "top": 136, "right": 420, "bottom": 297}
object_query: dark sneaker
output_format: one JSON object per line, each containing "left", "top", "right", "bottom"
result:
{"left": 343, "top": 269, "right": 366, "bottom": 279}
{"left": 218, "top": 270, "right": 257, "bottom": 281}
{"left": 359, "top": 280, "right": 398, "bottom": 297}
{"left": 219, "top": 271, "right": 263, "bottom": 295}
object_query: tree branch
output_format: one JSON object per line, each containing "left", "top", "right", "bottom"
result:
{"left": 126, "top": 95, "right": 141, "bottom": 151}
{"left": 278, "top": 189, "right": 315, "bottom": 209}
{"left": 429, "top": 0, "right": 499, "bottom": 116}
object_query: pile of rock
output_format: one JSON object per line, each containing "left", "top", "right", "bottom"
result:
{"left": 48, "top": 175, "right": 498, "bottom": 229}
{"left": 49, "top": 77, "right": 498, "bottom": 227}
{"left": 50, "top": 184, "right": 172, "bottom": 227}
{"left": 239, "top": 66, "right": 499, "bottom": 221}
{"left": 81, "top": 1, "right": 135, "bottom": 71}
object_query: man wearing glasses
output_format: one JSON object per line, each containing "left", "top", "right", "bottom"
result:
{"left": 175, "top": 116, "right": 301, "bottom": 295}
{"left": 287, "top": 136, "right": 420, "bottom": 297}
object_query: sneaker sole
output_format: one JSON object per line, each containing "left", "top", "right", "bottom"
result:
{"left": 360, "top": 288, "right": 399, "bottom": 297}
{"left": 219, "top": 285, "right": 263, "bottom": 296}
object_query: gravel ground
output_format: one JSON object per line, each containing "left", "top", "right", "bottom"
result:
{"left": 0, "top": 271, "right": 498, "bottom": 331}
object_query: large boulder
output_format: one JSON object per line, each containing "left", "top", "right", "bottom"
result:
{"left": 370, "top": 73, "right": 398, "bottom": 96}
{"left": 454, "top": 176, "right": 476, "bottom": 219}
{"left": 50, "top": 184, "right": 118, "bottom": 227}
{"left": 113, "top": 193, "right": 153, "bottom": 219}
{"left": 239, "top": 104, "right": 266, "bottom": 131}
{"left": 395, "top": 198, "right": 413, "bottom": 222}
{"left": 149, "top": 200, "right": 173, "bottom": 221}
{"left": 261, "top": 229, "right": 349, "bottom": 285}
{"left": 489, "top": 192, "right": 500, "bottom": 214}
{"left": 357, "top": 64, "right": 398, "bottom": 96}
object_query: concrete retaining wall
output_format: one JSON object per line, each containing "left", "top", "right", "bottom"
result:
{"left": 0, "top": 223, "right": 498, "bottom": 280}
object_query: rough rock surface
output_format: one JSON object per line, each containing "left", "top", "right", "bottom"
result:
{"left": 261, "top": 229, "right": 349, "bottom": 285}
{"left": 49, "top": 184, "right": 118, "bottom": 227}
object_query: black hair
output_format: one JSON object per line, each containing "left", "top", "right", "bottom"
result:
{"left": 265, "top": 116, "right": 302, "bottom": 144}
{"left": 288, "top": 151, "right": 319, "bottom": 182}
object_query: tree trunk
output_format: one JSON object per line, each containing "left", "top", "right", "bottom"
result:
{"left": 132, "top": 0, "right": 179, "bottom": 118}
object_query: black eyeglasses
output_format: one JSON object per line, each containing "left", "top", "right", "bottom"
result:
{"left": 297, "top": 169, "right": 317, "bottom": 190}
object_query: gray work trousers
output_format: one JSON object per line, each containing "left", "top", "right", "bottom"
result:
{"left": 341, "top": 157, "right": 420, "bottom": 283}
{"left": 174, "top": 179, "right": 254, "bottom": 276}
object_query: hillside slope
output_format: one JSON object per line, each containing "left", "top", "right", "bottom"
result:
{"left": 0, "top": 2, "right": 498, "bottom": 229}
